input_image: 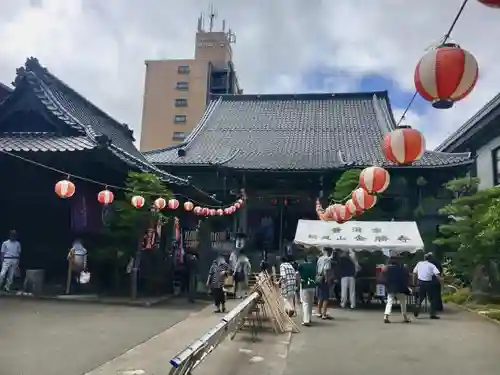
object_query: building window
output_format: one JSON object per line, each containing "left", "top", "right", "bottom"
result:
{"left": 178, "top": 65, "right": 190, "bottom": 74}
{"left": 176, "top": 81, "right": 189, "bottom": 90}
{"left": 172, "top": 132, "right": 186, "bottom": 141}
{"left": 174, "top": 115, "right": 187, "bottom": 124}
{"left": 175, "top": 98, "right": 188, "bottom": 107}
{"left": 493, "top": 147, "right": 500, "bottom": 185}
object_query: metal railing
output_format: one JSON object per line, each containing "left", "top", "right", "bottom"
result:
{"left": 169, "top": 291, "right": 260, "bottom": 375}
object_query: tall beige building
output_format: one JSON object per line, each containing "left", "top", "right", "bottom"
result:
{"left": 140, "top": 16, "right": 242, "bottom": 152}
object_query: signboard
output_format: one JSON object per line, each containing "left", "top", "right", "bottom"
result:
{"left": 294, "top": 220, "right": 424, "bottom": 253}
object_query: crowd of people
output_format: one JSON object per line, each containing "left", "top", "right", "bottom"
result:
{"left": 278, "top": 248, "right": 444, "bottom": 326}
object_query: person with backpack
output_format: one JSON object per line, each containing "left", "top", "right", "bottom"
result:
{"left": 382, "top": 255, "right": 411, "bottom": 324}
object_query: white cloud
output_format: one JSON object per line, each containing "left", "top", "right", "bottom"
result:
{"left": 0, "top": 0, "right": 498, "bottom": 149}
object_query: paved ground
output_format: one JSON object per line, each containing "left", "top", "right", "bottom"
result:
{"left": 282, "top": 306, "right": 500, "bottom": 375}
{"left": 0, "top": 297, "right": 207, "bottom": 375}
{"left": 3, "top": 298, "right": 500, "bottom": 375}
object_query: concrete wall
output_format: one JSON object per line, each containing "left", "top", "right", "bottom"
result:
{"left": 476, "top": 135, "right": 500, "bottom": 190}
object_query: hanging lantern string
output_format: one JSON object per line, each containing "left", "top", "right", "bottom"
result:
{"left": 0, "top": 148, "right": 243, "bottom": 209}
{"left": 396, "top": 0, "right": 470, "bottom": 126}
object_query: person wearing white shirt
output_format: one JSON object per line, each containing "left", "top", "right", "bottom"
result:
{"left": 413, "top": 253, "right": 441, "bottom": 319}
{"left": 0, "top": 230, "right": 21, "bottom": 292}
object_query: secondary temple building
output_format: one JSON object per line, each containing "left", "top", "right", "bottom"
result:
{"left": 0, "top": 57, "right": 214, "bottom": 277}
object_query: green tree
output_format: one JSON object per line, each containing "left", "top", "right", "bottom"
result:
{"left": 104, "top": 171, "right": 173, "bottom": 258}
{"left": 434, "top": 177, "right": 500, "bottom": 296}
{"left": 330, "top": 169, "right": 361, "bottom": 201}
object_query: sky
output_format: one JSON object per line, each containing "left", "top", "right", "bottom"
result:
{"left": 0, "top": 0, "right": 499, "bottom": 150}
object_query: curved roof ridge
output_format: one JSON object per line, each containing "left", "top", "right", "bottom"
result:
{"left": 143, "top": 97, "right": 222, "bottom": 156}
{"left": 26, "top": 72, "right": 95, "bottom": 138}
{"left": 436, "top": 92, "right": 500, "bottom": 152}
{"left": 24, "top": 57, "right": 136, "bottom": 140}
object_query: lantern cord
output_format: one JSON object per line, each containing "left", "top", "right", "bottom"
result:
{"left": 396, "top": 0, "right": 470, "bottom": 126}
{"left": 0, "top": 148, "right": 245, "bottom": 208}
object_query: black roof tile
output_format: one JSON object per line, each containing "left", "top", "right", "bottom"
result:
{"left": 7, "top": 58, "right": 188, "bottom": 185}
{"left": 145, "top": 92, "right": 472, "bottom": 170}
{"left": 0, "top": 132, "right": 95, "bottom": 152}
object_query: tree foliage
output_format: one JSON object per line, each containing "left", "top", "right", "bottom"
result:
{"left": 104, "top": 171, "right": 173, "bottom": 258}
{"left": 330, "top": 169, "right": 361, "bottom": 202}
{"left": 434, "top": 176, "right": 500, "bottom": 295}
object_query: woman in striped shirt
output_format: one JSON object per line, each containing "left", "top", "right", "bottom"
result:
{"left": 206, "top": 256, "right": 230, "bottom": 313}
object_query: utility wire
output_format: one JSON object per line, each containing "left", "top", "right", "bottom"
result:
{"left": 396, "top": 0, "right": 470, "bottom": 126}
{"left": 0, "top": 148, "right": 240, "bottom": 208}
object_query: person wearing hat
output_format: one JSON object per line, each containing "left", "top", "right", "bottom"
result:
{"left": 413, "top": 252, "right": 441, "bottom": 319}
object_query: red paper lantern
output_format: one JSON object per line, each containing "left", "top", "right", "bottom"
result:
{"left": 352, "top": 188, "right": 377, "bottom": 210}
{"left": 223, "top": 208, "right": 230, "bottom": 215}
{"left": 237, "top": 199, "right": 244, "bottom": 205}
{"left": 477, "top": 0, "right": 500, "bottom": 7}
{"left": 345, "top": 199, "right": 363, "bottom": 217}
{"left": 383, "top": 127, "right": 425, "bottom": 165}
{"left": 154, "top": 197, "right": 167, "bottom": 210}
{"left": 216, "top": 209, "right": 224, "bottom": 216}
{"left": 209, "top": 209, "right": 216, "bottom": 216}
{"left": 184, "top": 201, "right": 194, "bottom": 211}
{"left": 234, "top": 202, "right": 241, "bottom": 209}
{"left": 193, "top": 206, "right": 202, "bottom": 215}
{"left": 55, "top": 179, "right": 75, "bottom": 199}
{"left": 201, "top": 207, "right": 209, "bottom": 216}
{"left": 414, "top": 43, "right": 478, "bottom": 109}
{"left": 333, "top": 204, "right": 352, "bottom": 223}
{"left": 97, "top": 189, "right": 114, "bottom": 205}
{"left": 359, "top": 166, "right": 390, "bottom": 194}
{"left": 167, "top": 199, "right": 179, "bottom": 210}
{"left": 230, "top": 206, "right": 237, "bottom": 214}
{"left": 131, "top": 195, "right": 145, "bottom": 209}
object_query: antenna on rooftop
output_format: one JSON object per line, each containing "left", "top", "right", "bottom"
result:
{"left": 197, "top": 14, "right": 202, "bottom": 32}
{"left": 208, "top": 3, "right": 218, "bottom": 32}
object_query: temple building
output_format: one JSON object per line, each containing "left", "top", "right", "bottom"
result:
{"left": 0, "top": 57, "right": 214, "bottom": 276}
{"left": 145, "top": 92, "right": 473, "bottom": 252}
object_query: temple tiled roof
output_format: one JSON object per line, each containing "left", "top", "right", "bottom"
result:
{"left": 145, "top": 92, "right": 472, "bottom": 170}
{"left": 0, "top": 132, "right": 94, "bottom": 152}
{"left": 0, "top": 58, "right": 188, "bottom": 185}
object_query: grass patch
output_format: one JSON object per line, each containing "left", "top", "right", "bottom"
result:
{"left": 444, "top": 288, "right": 500, "bottom": 321}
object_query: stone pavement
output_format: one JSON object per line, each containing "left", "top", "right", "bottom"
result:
{"left": 281, "top": 306, "right": 500, "bottom": 375}
{"left": 0, "top": 297, "right": 207, "bottom": 375}
{"left": 84, "top": 299, "right": 291, "bottom": 375}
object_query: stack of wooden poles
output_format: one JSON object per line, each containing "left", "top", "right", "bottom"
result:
{"left": 248, "top": 271, "right": 300, "bottom": 334}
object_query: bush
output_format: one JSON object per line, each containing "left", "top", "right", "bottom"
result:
{"left": 442, "top": 287, "right": 471, "bottom": 305}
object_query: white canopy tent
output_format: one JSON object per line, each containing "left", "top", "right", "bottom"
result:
{"left": 294, "top": 219, "right": 424, "bottom": 254}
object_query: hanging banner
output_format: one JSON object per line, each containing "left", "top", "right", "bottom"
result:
{"left": 294, "top": 219, "right": 424, "bottom": 253}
